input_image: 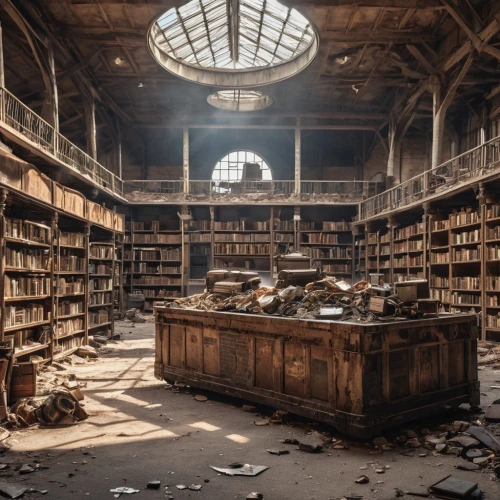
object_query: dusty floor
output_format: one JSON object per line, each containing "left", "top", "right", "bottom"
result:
{"left": 1, "top": 321, "right": 499, "bottom": 500}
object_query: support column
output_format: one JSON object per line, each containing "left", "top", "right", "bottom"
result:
{"left": 430, "top": 76, "right": 443, "bottom": 171}
{"left": 294, "top": 121, "right": 301, "bottom": 194}
{"left": 0, "top": 21, "right": 5, "bottom": 88}
{"left": 430, "top": 52, "right": 474, "bottom": 169}
{"left": 84, "top": 98, "right": 97, "bottom": 160}
{"left": 183, "top": 127, "right": 189, "bottom": 195}
{"left": 115, "top": 118, "right": 122, "bottom": 178}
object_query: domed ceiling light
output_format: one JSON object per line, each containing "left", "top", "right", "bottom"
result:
{"left": 148, "top": 0, "right": 318, "bottom": 87}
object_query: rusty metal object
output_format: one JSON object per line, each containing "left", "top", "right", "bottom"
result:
{"left": 155, "top": 308, "right": 479, "bottom": 438}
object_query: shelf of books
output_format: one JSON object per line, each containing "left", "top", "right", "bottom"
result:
{"left": 213, "top": 206, "right": 272, "bottom": 286}
{"left": 2, "top": 213, "right": 53, "bottom": 362}
{"left": 429, "top": 215, "right": 451, "bottom": 309}
{"left": 129, "top": 209, "right": 183, "bottom": 310}
{"left": 89, "top": 230, "right": 115, "bottom": 338}
{"left": 392, "top": 221, "right": 425, "bottom": 283}
{"left": 53, "top": 217, "right": 88, "bottom": 359}
{"left": 185, "top": 206, "right": 212, "bottom": 282}
{"left": 448, "top": 207, "right": 482, "bottom": 314}
{"left": 114, "top": 232, "right": 124, "bottom": 319}
{"left": 271, "top": 206, "right": 296, "bottom": 279}
{"left": 484, "top": 201, "right": 500, "bottom": 339}
{"left": 298, "top": 206, "right": 356, "bottom": 281}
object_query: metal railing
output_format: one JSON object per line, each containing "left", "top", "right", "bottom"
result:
{"left": 0, "top": 87, "right": 124, "bottom": 197}
{"left": 189, "top": 180, "right": 295, "bottom": 196}
{"left": 359, "top": 135, "right": 500, "bottom": 221}
{"left": 301, "top": 180, "right": 384, "bottom": 199}
{"left": 124, "top": 180, "right": 184, "bottom": 196}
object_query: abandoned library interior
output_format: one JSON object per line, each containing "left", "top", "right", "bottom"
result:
{"left": 0, "top": 0, "right": 498, "bottom": 498}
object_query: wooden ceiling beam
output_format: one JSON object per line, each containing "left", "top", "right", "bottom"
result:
{"left": 58, "top": 27, "right": 437, "bottom": 45}
{"left": 43, "top": 0, "right": 444, "bottom": 8}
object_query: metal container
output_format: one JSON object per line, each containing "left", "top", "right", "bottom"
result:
{"left": 276, "top": 252, "right": 311, "bottom": 273}
{"left": 155, "top": 308, "right": 479, "bottom": 438}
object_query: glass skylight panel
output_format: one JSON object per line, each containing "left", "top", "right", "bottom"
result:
{"left": 151, "top": 0, "right": 315, "bottom": 70}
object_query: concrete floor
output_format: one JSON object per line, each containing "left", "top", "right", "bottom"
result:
{"left": 1, "top": 321, "right": 499, "bottom": 500}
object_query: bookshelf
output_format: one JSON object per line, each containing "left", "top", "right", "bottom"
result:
{"left": 1, "top": 211, "right": 52, "bottom": 361}
{"left": 298, "top": 206, "right": 356, "bottom": 281}
{"left": 449, "top": 207, "right": 481, "bottom": 314}
{"left": 392, "top": 221, "right": 425, "bottom": 283}
{"left": 484, "top": 201, "right": 500, "bottom": 336}
{"left": 53, "top": 217, "right": 88, "bottom": 359}
{"left": 89, "top": 233, "right": 115, "bottom": 338}
{"left": 114, "top": 232, "right": 124, "bottom": 319}
{"left": 429, "top": 215, "right": 451, "bottom": 308}
{"left": 213, "top": 206, "right": 272, "bottom": 286}
{"left": 128, "top": 208, "right": 183, "bottom": 311}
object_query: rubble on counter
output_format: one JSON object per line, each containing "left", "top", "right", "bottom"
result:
{"left": 168, "top": 275, "right": 443, "bottom": 322}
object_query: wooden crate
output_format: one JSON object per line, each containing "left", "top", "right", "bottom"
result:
{"left": 10, "top": 361, "right": 38, "bottom": 401}
{"left": 22, "top": 164, "right": 52, "bottom": 204}
{"left": 155, "top": 308, "right": 479, "bottom": 438}
{"left": 0, "top": 150, "right": 22, "bottom": 190}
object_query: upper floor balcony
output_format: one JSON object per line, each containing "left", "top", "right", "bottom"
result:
{"left": 357, "top": 136, "right": 500, "bottom": 223}
{"left": 0, "top": 87, "right": 124, "bottom": 200}
{"left": 123, "top": 179, "right": 385, "bottom": 205}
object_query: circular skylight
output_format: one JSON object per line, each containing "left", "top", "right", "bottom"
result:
{"left": 208, "top": 90, "right": 272, "bottom": 111}
{"left": 148, "top": 0, "right": 319, "bottom": 87}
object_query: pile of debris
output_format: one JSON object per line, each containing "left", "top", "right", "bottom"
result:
{"left": 169, "top": 278, "right": 376, "bottom": 321}
{"left": 168, "top": 271, "right": 444, "bottom": 322}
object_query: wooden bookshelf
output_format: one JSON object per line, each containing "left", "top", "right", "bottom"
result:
{"left": 89, "top": 236, "right": 115, "bottom": 337}
{"left": 53, "top": 221, "right": 88, "bottom": 359}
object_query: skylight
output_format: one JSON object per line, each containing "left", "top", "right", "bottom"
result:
{"left": 208, "top": 89, "right": 272, "bottom": 111}
{"left": 148, "top": 0, "right": 318, "bottom": 86}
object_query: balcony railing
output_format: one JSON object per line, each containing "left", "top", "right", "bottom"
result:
{"left": 0, "top": 87, "right": 123, "bottom": 197}
{"left": 123, "top": 179, "right": 384, "bottom": 203}
{"left": 359, "top": 135, "right": 500, "bottom": 221}
{"left": 301, "top": 180, "right": 384, "bottom": 200}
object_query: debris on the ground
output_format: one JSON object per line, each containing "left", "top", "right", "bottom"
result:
{"left": 146, "top": 480, "right": 160, "bottom": 489}
{"left": 478, "top": 344, "right": 500, "bottom": 365}
{"left": 298, "top": 442, "right": 323, "bottom": 453}
{"left": 242, "top": 405, "right": 256, "bottom": 413}
{"left": 247, "top": 493, "right": 263, "bottom": 500}
{"left": 189, "top": 484, "right": 202, "bottom": 491}
{"left": 466, "top": 425, "right": 500, "bottom": 451}
{"left": 395, "top": 488, "right": 405, "bottom": 497}
{"left": 124, "top": 308, "right": 152, "bottom": 323}
{"left": 355, "top": 475, "right": 369, "bottom": 484}
{"left": 34, "top": 390, "right": 88, "bottom": 425}
{"left": 176, "top": 485, "right": 188, "bottom": 490}
{"left": 194, "top": 395, "right": 207, "bottom": 402}
{"left": 406, "top": 486, "right": 430, "bottom": 497}
{"left": 266, "top": 449, "right": 289, "bottom": 455}
{"left": 110, "top": 486, "right": 140, "bottom": 495}
{"left": 485, "top": 400, "right": 500, "bottom": 422}
{"left": 18, "top": 464, "right": 34, "bottom": 475}
{"left": 254, "top": 419, "right": 269, "bottom": 426}
{"left": 0, "top": 480, "right": 27, "bottom": 499}
{"left": 429, "top": 476, "right": 479, "bottom": 500}
{"left": 270, "top": 410, "right": 287, "bottom": 424}
{"left": 211, "top": 465, "right": 268, "bottom": 477}
{"left": 76, "top": 345, "right": 98, "bottom": 359}
{"left": 457, "top": 462, "right": 481, "bottom": 471}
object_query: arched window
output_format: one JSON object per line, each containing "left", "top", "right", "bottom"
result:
{"left": 212, "top": 150, "right": 272, "bottom": 182}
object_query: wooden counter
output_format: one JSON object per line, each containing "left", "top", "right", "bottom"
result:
{"left": 155, "top": 307, "right": 479, "bottom": 438}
